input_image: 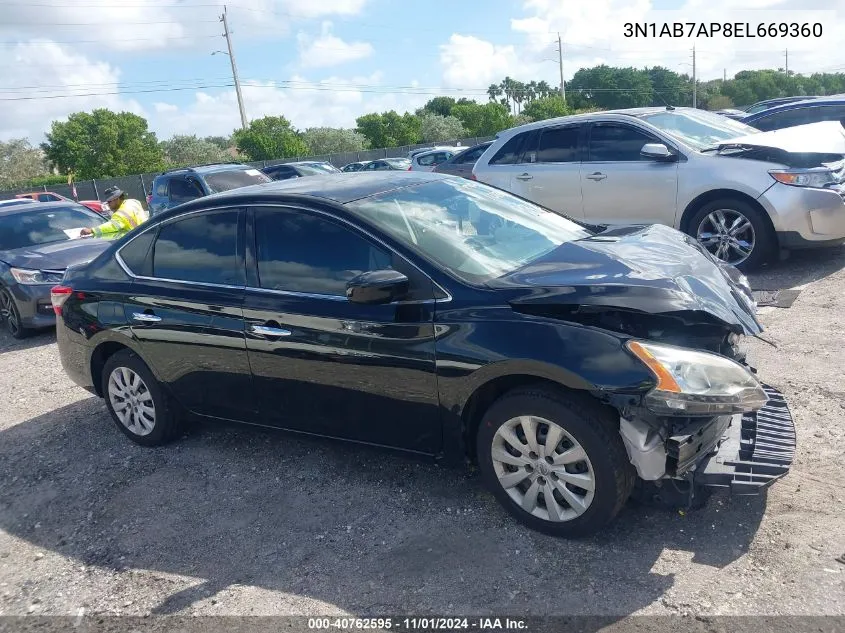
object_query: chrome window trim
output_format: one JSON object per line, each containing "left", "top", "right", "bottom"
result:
{"left": 114, "top": 203, "right": 454, "bottom": 303}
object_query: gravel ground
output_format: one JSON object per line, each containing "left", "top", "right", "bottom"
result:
{"left": 0, "top": 248, "right": 843, "bottom": 620}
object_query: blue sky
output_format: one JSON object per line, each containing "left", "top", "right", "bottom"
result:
{"left": 0, "top": 0, "right": 840, "bottom": 142}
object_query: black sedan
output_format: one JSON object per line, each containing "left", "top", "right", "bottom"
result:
{"left": 0, "top": 201, "right": 115, "bottom": 338}
{"left": 53, "top": 172, "right": 795, "bottom": 536}
{"left": 261, "top": 161, "right": 340, "bottom": 181}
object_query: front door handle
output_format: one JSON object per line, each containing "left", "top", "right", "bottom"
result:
{"left": 515, "top": 173, "right": 533, "bottom": 181}
{"left": 250, "top": 324, "right": 292, "bottom": 338}
{"left": 586, "top": 172, "right": 607, "bottom": 181}
{"left": 132, "top": 312, "right": 162, "bottom": 323}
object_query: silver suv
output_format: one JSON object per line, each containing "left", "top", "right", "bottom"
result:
{"left": 473, "top": 107, "right": 845, "bottom": 269}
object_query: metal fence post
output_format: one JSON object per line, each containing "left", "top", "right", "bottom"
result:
{"left": 92, "top": 179, "right": 99, "bottom": 200}
{"left": 140, "top": 175, "right": 147, "bottom": 198}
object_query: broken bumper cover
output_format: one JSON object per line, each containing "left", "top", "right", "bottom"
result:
{"left": 694, "top": 385, "right": 796, "bottom": 494}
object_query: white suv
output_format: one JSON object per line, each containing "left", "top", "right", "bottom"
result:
{"left": 473, "top": 107, "right": 845, "bottom": 269}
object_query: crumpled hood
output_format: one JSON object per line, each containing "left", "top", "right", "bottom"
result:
{"left": 719, "top": 120, "right": 845, "bottom": 154}
{"left": 0, "top": 237, "right": 113, "bottom": 271}
{"left": 489, "top": 224, "right": 763, "bottom": 335}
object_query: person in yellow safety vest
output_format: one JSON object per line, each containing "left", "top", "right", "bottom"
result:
{"left": 80, "top": 186, "right": 149, "bottom": 237}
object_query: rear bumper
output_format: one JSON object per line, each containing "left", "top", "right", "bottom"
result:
{"left": 694, "top": 385, "right": 796, "bottom": 494}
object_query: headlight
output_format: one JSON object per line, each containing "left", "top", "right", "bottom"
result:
{"left": 627, "top": 340, "right": 768, "bottom": 416}
{"left": 9, "top": 268, "right": 65, "bottom": 285}
{"left": 769, "top": 168, "right": 836, "bottom": 189}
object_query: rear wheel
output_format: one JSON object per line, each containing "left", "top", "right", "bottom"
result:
{"left": 101, "top": 349, "right": 181, "bottom": 446}
{"left": 0, "top": 288, "right": 30, "bottom": 340}
{"left": 688, "top": 198, "right": 774, "bottom": 270}
{"left": 476, "top": 386, "right": 635, "bottom": 537}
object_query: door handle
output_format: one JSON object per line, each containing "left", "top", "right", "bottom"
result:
{"left": 250, "top": 324, "right": 292, "bottom": 338}
{"left": 586, "top": 172, "right": 607, "bottom": 181}
{"left": 132, "top": 312, "right": 162, "bottom": 323}
{"left": 515, "top": 173, "right": 533, "bottom": 181}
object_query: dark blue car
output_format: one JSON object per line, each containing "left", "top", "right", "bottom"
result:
{"left": 147, "top": 163, "right": 271, "bottom": 216}
{"left": 740, "top": 96, "right": 845, "bottom": 131}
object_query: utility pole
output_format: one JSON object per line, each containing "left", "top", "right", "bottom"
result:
{"left": 785, "top": 49, "right": 789, "bottom": 75}
{"left": 723, "top": 68, "right": 726, "bottom": 82}
{"left": 557, "top": 32, "right": 566, "bottom": 103}
{"left": 692, "top": 45, "right": 697, "bottom": 108}
{"left": 220, "top": 5, "right": 247, "bottom": 129}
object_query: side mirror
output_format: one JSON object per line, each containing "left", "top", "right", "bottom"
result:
{"left": 640, "top": 143, "right": 676, "bottom": 161}
{"left": 346, "top": 269, "right": 409, "bottom": 305}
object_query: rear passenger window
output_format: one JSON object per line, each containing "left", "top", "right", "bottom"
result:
{"left": 154, "top": 179, "right": 168, "bottom": 197}
{"left": 254, "top": 209, "right": 391, "bottom": 296}
{"left": 536, "top": 127, "right": 579, "bottom": 163}
{"left": 119, "top": 229, "right": 156, "bottom": 276}
{"left": 152, "top": 211, "right": 242, "bottom": 285}
{"left": 489, "top": 132, "right": 531, "bottom": 165}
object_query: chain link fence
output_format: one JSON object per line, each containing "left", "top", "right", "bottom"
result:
{"left": 0, "top": 136, "right": 495, "bottom": 204}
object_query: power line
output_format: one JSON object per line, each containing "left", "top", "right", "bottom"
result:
{"left": 0, "top": 34, "right": 220, "bottom": 45}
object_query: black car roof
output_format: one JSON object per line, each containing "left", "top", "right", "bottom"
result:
{"left": 192, "top": 171, "right": 452, "bottom": 206}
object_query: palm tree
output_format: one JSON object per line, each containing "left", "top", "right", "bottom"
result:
{"left": 536, "top": 80, "right": 552, "bottom": 99}
{"left": 487, "top": 83, "right": 503, "bottom": 102}
{"left": 526, "top": 80, "right": 538, "bottom": 103}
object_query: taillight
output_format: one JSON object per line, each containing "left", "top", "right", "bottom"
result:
{"left": 51, "top": 285, "right": 73, "bottom": 316}
{"left": 146, "top": 195, "right": 152, "bottom": 205}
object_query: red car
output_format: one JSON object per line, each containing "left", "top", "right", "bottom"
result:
{"left": 16, "top": 192, "right": 109, "bottom": 216}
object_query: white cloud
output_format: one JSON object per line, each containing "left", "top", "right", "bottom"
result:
{"left": 439, "top": 35, "right": 527, "bottom": 89}
{"left": 297, "top": 22, "right": 374, "bottom": 68}
{"left": 0, "top": 41, "right": 144, "bottom": 141}
{"left": 0, "top": 0, "right": 372, "bottom": 54}
{"left": 441, "top": 0, "right": 845, "bottom": 89}
{"left": 149, "top": 73, "right": 429, "bottom": 138}
{"left": 153, "top": 102, "right": 179, "bottom": 113}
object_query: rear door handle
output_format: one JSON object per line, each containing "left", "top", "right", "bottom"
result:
{"left": 132, "top": 312, "right": 161, "bottom": 323}
{"left": 586, "top": 172, "right": 607, "bottom": 181}
{"left": 250, "top": 324, "right": 292, "bottom": 338}
{"left": 515, "top": 173, "right": 533, "bottom": 181}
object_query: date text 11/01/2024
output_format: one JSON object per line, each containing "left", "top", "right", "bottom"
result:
{"left": 307, "top": 618, "right": 527, "bottom": 630}
{"left": 623, "top": 22, "right": 823, "bottom": 38}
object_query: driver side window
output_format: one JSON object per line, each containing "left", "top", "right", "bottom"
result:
{"left": 588, "top": 124, "right": 659, "bottom": 162}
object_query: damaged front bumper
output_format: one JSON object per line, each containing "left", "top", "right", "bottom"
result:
{"left": 694, "top": 384, "right": 796, "bottom": 494}
{"left": 620, "top": 384, "right": 796, "bottom": 496}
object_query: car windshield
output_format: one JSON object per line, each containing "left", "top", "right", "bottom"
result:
{"left": 346, "top": 179, "right": 591, "bottom": 284}
{"left": 296, "top": 163, "right": 338, "bottom": 175}
{"left": 384, "top": 158, "right": 411, "bottom": 169}
{"left": 0, "top": 205, "right": 104, "bottom": 250}
{"left": 639, "top": 109, "right": 761, "bottom": 150}
{"left": 203, "top": 168, "right": 271, "bottom": 193}
{"left": 306, "top": 162, "right": 340, "bottom": 173}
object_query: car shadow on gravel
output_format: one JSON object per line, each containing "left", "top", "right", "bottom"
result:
{"left": 0, "top": 329, "right": 55, "bottom": 355}
{"left": 0, "top": 398, "right": 767, "bottom": 618}
{"left": 747, "top": 245, "right": 845, "bottom": 290}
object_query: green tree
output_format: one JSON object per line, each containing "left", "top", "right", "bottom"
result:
{"left": 706, "top": 95, "right": 735, "bottom": 110}
{"left": 42, "top": 109, "right": 164, "bottom": 179}
{"left": 203, "top": 135, "right": 232, "bottom": 150}
{"left": 566, "top": 65, "right": 653, "bottom": 109}
{"left": 646, "top": 66, "right": 688, "bottom": 106}
{"left": 355, "top": 111, "right": 421, "bottom": 148}
{"left": 419, "top": 113, "right": 467, "bottom": 142}
{"left": 452, "top": 102, "right": 513, "bottom": 137}
{"left": 419, "top": 97, "right": 457, "bottom": 117}
{"left": 160, "top": 135, "right": 230, "bottom": 168}
{"left": 0, "top": 138, "right": 50, "bottom": 189}
{"left": 232, "top": 116, "right": 309, "bottom": 161}
{"left": 301, "top": 127, "right": 366, "bottom": 154}
{"left": 522, "top": 95, "right": 570, "bottom": 121}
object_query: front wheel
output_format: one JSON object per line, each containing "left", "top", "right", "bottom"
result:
{"left": 688, "top": 198, "right": 774, "bottom": 270}
{"left": 476, "top": 386, "right": 635, "bottom": 537}
{"left": 0, "top": 288, "right": 30, "bottom": 340}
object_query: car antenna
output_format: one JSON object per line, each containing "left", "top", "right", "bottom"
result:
{"left": 653, "top": 90, "right": 675, "bottom": 110}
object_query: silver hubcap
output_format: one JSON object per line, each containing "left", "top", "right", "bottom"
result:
{"left": 0, "top": 291, "right": 19, "bottom": 335}
{"left": 491, "top": 416, "right": 595, "bottom": 522}
{"left": 107, "top": 367, "right": 156, "bottom": 436}
{"left": 697, "top": 209, "right": 755, "bottom": 265}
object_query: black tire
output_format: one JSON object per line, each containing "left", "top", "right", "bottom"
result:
{"left": 101, "top": 349, "right": 181, "bottom": 446}
{"left": 687, "top": 198, "right": 775, "bottom": 271}
{"left": 0, "top": 287, "right": 31, "bottom": 340}
{"left": 476, "top": 386, "right": 635, "bottom": 538}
